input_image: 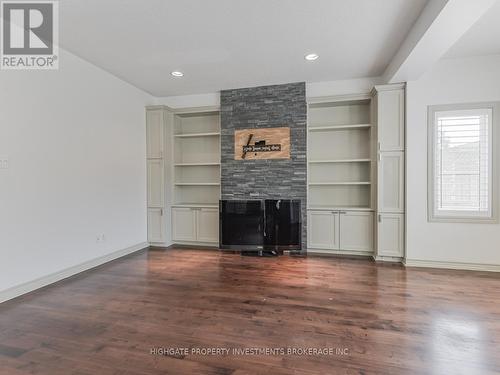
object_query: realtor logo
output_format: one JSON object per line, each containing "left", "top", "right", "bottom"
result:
{"left": 1, "top": 0, "right": 58, "bottom": 69}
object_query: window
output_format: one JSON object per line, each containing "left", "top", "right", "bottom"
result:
{"left": 428, "top": 103, "right": 498, "bottom": 222}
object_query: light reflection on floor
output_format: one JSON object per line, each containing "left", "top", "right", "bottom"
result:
{"left": 431, "top": 314, "right": 485, "bottom": 375}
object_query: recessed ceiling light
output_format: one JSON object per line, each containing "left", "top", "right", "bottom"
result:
{"left": 305, "top": 53, "right": 319, "bottom": 61}
{"left": 171, "top": 71, "right": 184, "bottom": 77}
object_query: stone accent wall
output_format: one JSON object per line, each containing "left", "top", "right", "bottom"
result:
{"left": 220, "top": 82, "right": 307, "bottom": 250}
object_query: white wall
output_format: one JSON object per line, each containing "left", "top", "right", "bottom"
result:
{"left": 155, "top": 92, "right": 220, "bottom": 108}
{"left": 0, "top": 49, "right": 154, "bottom": 299}
{"left": 154, "top": 77, "right": 383, "bottom": 108}
{"left": 307, "top": 77, "right": 382, "bottom": 98}
{"left": 406, "top": 54, "right": 500, "bottom": 266}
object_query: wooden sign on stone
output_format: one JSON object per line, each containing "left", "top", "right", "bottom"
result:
{"left": 234, "top": 127, "right": 290, "bottom": 160}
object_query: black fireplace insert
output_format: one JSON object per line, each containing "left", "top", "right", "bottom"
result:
{"left": 219, "top": 199, "right": 301, "bottom": 251}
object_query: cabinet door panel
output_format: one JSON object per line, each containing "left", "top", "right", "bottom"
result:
{"left": 307, "top": 211, "right": 339, "bottom": 250}
{"left": 196, "top": 208, "right": 219, "bottom": 243}
{"left": 172, "top": 208, "right": 196, "bottom": 242}
{"left": 148, "top": 208, "right": 165, "bottom": 243}
{"left": 339, "top": 211, "right": 373, "bottom": 251}
{"left": 146, "top": 110, "right": 164, "bottom": 159}
{"left": 378, "top": 151, "right": 404, "bottom": 213}
{"left": 147, "top": 159, "right": 164, "bottom": 207}
{"left": 378, "top": 89, "right": 404, "bottom": 151}
{"left": 377, "top": 213, "right": 404, "bottom": 257}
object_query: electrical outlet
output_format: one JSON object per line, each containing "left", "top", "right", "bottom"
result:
{"left": 0, "top": 157, "right": 8, "bottom": 169}
{"left": 96, "top": 234, "right": 106, "bottom": 243}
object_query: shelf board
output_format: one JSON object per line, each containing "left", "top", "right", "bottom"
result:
{"left": 307, "top": 206, "right": 374, "bottom": 212}
{"left": 308, "top": 158, "right": 371, "bottom": 164}
{"left": 174, "top": 183, "right": 220, "bottom": 186}
{"left": 308, "top": 124, "right": 371, "bottom": 132}
{"left": 172, "top": 203, "right": 219, "bottom": 209}
{"left": 308, "top": 182, "right": 371, "bottom": 186}
{"left": 174, "top": 132, "right": 220, "bottom": 138}
{"left": 174, "top": 162, "right": 220, "bottom": 166}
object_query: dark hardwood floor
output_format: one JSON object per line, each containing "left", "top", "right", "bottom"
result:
{"left": 1, "top": 248, "right": 500, "bottom": 375}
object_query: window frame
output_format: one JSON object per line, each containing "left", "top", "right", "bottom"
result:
{"left": 427, "top": 102, "right": 499, "bottom": 223}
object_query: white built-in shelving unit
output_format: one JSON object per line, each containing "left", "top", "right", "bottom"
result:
{"left": 147, "top": 85, "right": 405, "bottom": 259}
{"left": 307, "top": 95, "right": 376, "bottom": 256}
{"left": 307, "top": 97, "right": 375, "bottom": 211}
{"left": 307, "top": 85, "right": 406, "bottom": 261}
{"left": 170, "top": 108, "right": 221, "bottom": 246}
{"left": 172, "top": 110, "right": 221, "bottom": 208}
{"left": 146, "top": 105, "right": 221, "bottom": 247}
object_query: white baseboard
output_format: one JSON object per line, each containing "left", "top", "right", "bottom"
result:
{"left": 373, "top": 255, "right": 403, "bottom": 263}
{"left": 0, "top": 242, "right": 149, "bottom": 304}
{"left": 307, "top": 248, "right": 373, "bottom": 257}
{"left": 149, "top": 240, "right": 174, "bottom": 248}
{"left": 149, "top": 242, "right": 169, "bottom": 248}
{"left": 173, "top": 241, "right": 218, "bottom": 248}
{"left": 404, "top": 258, "right": 500, "bottom": 272}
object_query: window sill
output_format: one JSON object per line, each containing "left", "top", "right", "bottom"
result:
{"left": 428, "top": 215, "right": 497, "bottom": 224}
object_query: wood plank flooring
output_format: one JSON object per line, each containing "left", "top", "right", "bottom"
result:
{"left": 1, "top": 248, "right": 500, "bottom": 374}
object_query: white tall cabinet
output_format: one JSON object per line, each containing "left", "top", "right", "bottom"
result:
{"left": 146, "top": 106, "right": 172, "bottom": 245}
{"left": 373, "top": 84, "right": 405, "bottom": 260}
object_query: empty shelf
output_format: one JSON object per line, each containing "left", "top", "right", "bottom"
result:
{"left": 174, "top": 132, "right": 221, "bottom": 138}
{"left": 308, "top": 182, "right": 371, "bottom": 186}
{"left": 174, "top": 183, "right": 220, "bottom": 186}
{"left": 308, "top": 158, "right": 371, "bottom": 163}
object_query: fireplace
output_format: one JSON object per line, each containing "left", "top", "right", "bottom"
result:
{"left": 220, "top": 83, "right": 307, "bottom": 250}
{"left": 219, "top": 199, "right": 301, "bottom": 251}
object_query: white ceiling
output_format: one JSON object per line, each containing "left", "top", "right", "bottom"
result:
{"left": 445, "top": 0, "right": 500, "bottom": 59}
{"left": 60, "top": 0, "right": 428, "bottom": 97}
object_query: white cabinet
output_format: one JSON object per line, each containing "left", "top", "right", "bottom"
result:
{"left": 196, "top": 208, "right": 219, "bottom": 243}
{"left": 378, "top": 152, "right": 404, "bottom": 213}
{"left": 172, "top": 207, "right": 219, "bottom": 244}
{"left": 146, "top": 110, "right": 164, "bottom": 159}
{"left": 146, "top": 106, "right": 171, "bottom": 245}
{"left": 148, "top": 208, "right": 165, "bottom": 243}
{"left": 377, "top": 213, "right": 404, "bottom": 257}
{"left": 147, "top": 159, "right": 164, "bottom": 207}
{"left": 373, "top": 84, "right": 406, "bottom": 261}
{"left": 339, "top": 211, "right": 373, "bottom": 251}
{"left": 376, "top": 87, "right": 404, "bottom": 151}
{"left": 307, "top": 211, "right": 339, "bottom": 250}
{"left": 172, "top": 207, "right": 197, "bottom": 242}
{"left": 307, "top": 210, "right": 373, "bottom": 253}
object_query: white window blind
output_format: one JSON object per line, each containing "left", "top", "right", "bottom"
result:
{"left": 432, "top": 108, "right": 493, "bottom": 219}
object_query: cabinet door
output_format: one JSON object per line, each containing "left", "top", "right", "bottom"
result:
{"left": 378, "top": 151, "right": 404, "bottom": 213}
{"left": 196, "top": 208, "right": 219, "bottom": 243}
{"left": 146, "top": 109, "right": 164, "bottom": 159}
{"left": 148, "top": 208, "right": 165, "bottom": 243}
{"left": 339, "top": 211, "right": 373, "bottom": 252}
{"left": 147, "top": 159, "right": 164, "bottom": 207}
{"left": 307, "top": 211, "right": 339, "bottom": 250}
{"left": 377, "top": 213, "right": 404, "bottom": 257}
{"left": 172, "top": 208, "right": 196, "bottom": 242}
{"left": 378, "top": 88, "right": 404, "bottom": 151}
